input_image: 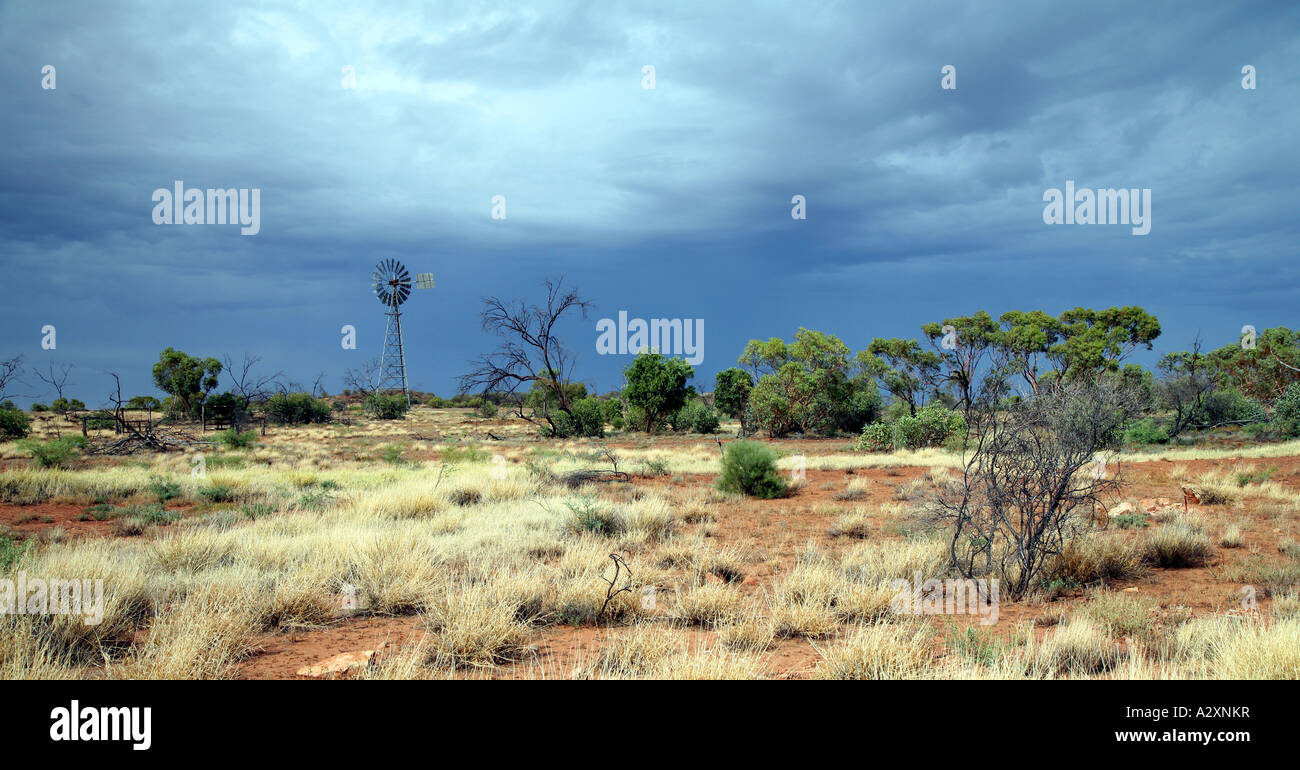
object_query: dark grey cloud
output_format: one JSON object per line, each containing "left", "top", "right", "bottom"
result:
{"left": 1, "top": 0, "right": 1297, "bottom": 403}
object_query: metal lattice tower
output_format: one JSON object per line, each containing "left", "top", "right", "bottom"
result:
{"left": 370, "top": 259, "right": 434, "bottom": 406}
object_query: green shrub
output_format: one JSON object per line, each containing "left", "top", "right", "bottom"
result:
{"left": 858, "top": 406, "right": 965, "bottom": 451}
{"left": 134, "top": 503, "right": 179, "bottom": 525}
{"left": 443, "top": 444, "right": 489, "bottom": 463}
{"left": 363, "top": 393, "right": 410, "bottom": 420}
{"left": 0, "top": 406, "right": 30, "bottom": 439}
{"left": 601, "top": 398, "right": 625, "bottom": 426}
{"left": 563, "top": 500, "right": 625, "bottom": 537}
{"left": 892, "top": 405, "right": 966, "bottom": 450}
{"left": 478, "top": 401, "right": 499, "bottom": 418}
{"left": 1123, "top": 418, "right": 1169, "bottom": 445}
{"left": 549, "top": 398, "right": 605, "bottom": 438}
{"left": 1235, "top": 467, "right": 1277, "bottom": 487}
{"left": 1274, "top": 383, "right": 1300, "bottom": 437}
{"left": 379, "top": 443, "right": 407, "bottom": 465}
{"left": 30, "top": 403, "right": 48, "bottom": 412}
{"left": 51, "top": 397, "right": 86, "bottom": 415}
{"left": 674, "top": 400, "right": 720, "bottom": 434}
{"left": 215, "top": 428, "right": 257, "bottom": 449}
{"left": 1201, "top": 387, "right": 1267, "bottom": 425}
{"left": 265, "top": 392, "right": 332, "bottom": 424}
{"left": 15, "top": 435, "right": 87, "bottom": 468}
{"left": 1112, "top": 513, "right": 1150, "bottom": 529}
{"left": 240, "top": 503, "right": 274, "bottom": 519}
{"left": 148, "top": 475, "right": 183, "bottom": 503}
{"left": 0, "top": 535, "right": 31, "bottom": 569}
{"left": 197, "top": 484, "right": 235, "bottom": 503}
{"left": 856, "top": 421, "right": 893, "bottom": 452}
{"left": 717, "top": 441, "right": 788, "bottom": 499}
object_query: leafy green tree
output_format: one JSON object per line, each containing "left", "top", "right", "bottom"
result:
{"left": 921, "top": 310, "right": 999, "bottom": 414}
{"left": 1205, "top": 326, "right": 1300, "bottom": 403}
{"left": 713, "top": 368, "right": 753, "bottom": 419}
{"left": 994, "top": 310, "right": 1062, "bottom": 395}
{"left": 862, "top": 338, "right": 942, "bottom": 417}
{"left": 525, "top": 372, "right": 588, "bottom": 436}
{"left": 622, "top": 353, "right": 694, "bottom": 432}
{"left": 1050, "top": 306, "right": 1161, "bottom": 379}
{"left": 127, "top": 395, "right": 162, "bottom": 411}
{"left": 152, "top": 348, "right": 222, "bottom": 417}
{"left": 1273, "top": 383, "right": 1300, "bottom": 437}
{"left": 50, "top": 397, "right": 85, "bottom": 415}
{"left": 739, "top": 329, "right": 866, "bottom": 436}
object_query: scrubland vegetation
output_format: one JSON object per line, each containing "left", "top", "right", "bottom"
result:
{"left": 2, "top": 306, "right": 1300, "bottom": 680}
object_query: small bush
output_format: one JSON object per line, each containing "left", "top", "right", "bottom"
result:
{"left": 857, "top": 406, "right": 965, "bottom": 451}
{"left": 549, "top": 398, "right": 605, "bottom": 438}
{"left": 1142, "top": 524, "right": 1214, "bottom": 568}
{"left": 0, "top": 535, "right": 31, "bottom": 569}
{"left": 148, "top": 475, "right": 183, "bottom": 503}
{"left": 892, "top": 405, "right": 966, "bottom": 450}
{"left": 716, "top": 441, "right": 788, "bottom": 499}
{"left": 856, "top": 421, "right": 894, "bottom": 452}
{"left": 1235, "top": 467, "right": 1276, "bottom": 487}
{"left": 1123, "top": 418, "right": 1168, "bottom": 445}
{"left": 215, "top": 428, "right": 257, "bottom": 449}
{"left": 240, "top": 503, "right": 273, "bottom": 519}
{"left": 197, "top": 484, "right": 235, "bottom": 503}
{"left": 0, "top": 406, "right": 32, "bottom": 439}
{"left": 1273, "top": 383, "right": 1300, "bottom": 437}
{"left": 1112, "top": 512, "right": 1150, "bottom": 529}
{"left": 478, "top": 401, "right": 499, "bottom": 418}
{"left": 363, "top": 393, "right": 410, "bottom": 420}
{"left": 113, "top": 517, "right": 150, "bottom": 537}
{"left": 265, "top": 392, "right": 332, "bottom": 424}
{"left": 1049, "top": 535, "right": 1147, "bottom": 585}
{"left": 15, "top": 435, "right": 87, "bottom": 468}
{"left": 379, "top": 443, "right": 407, "bottom": 465}
{"left": 673, "top": 400, "right": 720, "bottom": 434}
{"left": 563, "top": 500, "right": 625, "bottom": 537}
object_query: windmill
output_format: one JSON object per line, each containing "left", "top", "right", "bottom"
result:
{"left": 370, "top": 258, "right": 434, "bottom": 405}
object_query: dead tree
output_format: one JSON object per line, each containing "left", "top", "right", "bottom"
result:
{"left": 0, "top": 354, "right": 25, "bottom": 401}
{"left": 222, "top": 352, "right": 283, "bottom": 405}
{"left": 932, "top": 377, "right": 1139, "bottom": 599}
{"left": 32, "top": 362, "right": 74, "bottom": 402}
{"left": 90, "top": 370, "right": 211, "bottom": 454}
{"left": 343, "top": 357, "right": 381, "bottom": 397}
{"left": 459, "top": 278, "right": 592, "bottom": 435}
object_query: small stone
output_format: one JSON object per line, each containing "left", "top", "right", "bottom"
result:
{"left": 296, "top": 645, "right": 390, "bottom": 679}
{"left": 1108, "top": 502, "right": 1137, "bottom": 518}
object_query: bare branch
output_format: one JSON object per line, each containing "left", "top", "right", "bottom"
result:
{"left": 32, "top": 362, "right": 74, "bottom": 401}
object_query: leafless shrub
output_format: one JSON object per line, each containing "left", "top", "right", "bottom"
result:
{"left": 932, "top": 378, "right": 1140, "bottom": 599}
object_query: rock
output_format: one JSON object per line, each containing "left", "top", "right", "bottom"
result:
{"left": 1108, "top": 502, "right": 1137, "bottom": 518}
{"left": 1140, "top": 497, "right": 1176, "bottom": 512}
{"left": 296, "top": 645, "right": 390, "bottom": 679}
{"left": 704, "top": 572, "right": 724, "bottom": 586}
{"left": 742, "top": 576, "right": 759, "bottom": 586}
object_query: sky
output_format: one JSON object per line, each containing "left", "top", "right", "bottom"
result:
{"left": 1, "top": 0, "right": 1297, "bottom": 406}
